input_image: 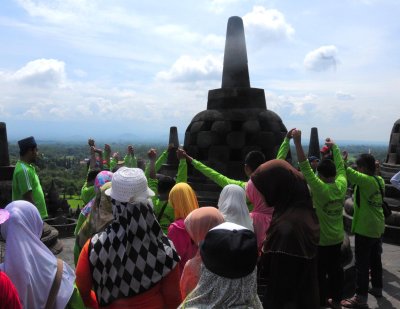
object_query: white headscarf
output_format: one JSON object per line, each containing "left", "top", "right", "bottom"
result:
{"left": 179, "top": 265, "right": 262, "bottom": 309}
{"left": 218, "top": 185, "right": 254, "bottom": 231}
{"left": 0, "top": 201, "right": 75, "bottom": 309}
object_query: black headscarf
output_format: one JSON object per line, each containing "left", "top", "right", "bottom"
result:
{"left": 251, "top": 159, "right": 319, "bottom": 259}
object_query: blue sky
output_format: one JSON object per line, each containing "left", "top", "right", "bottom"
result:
{"left": 0, "top": 0, "right": 399, "bottom": 143}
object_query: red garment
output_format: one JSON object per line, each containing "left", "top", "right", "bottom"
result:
{"left": 76, "top": 240, "right": 182, "bottom": 309}
{"left": 168, "top": 218, "right": 198, "bottom": 274}
{"left": 0, "top": 271, "right": 22, "bottom": 309}
{"left": 180, "top": 252, "right": 202, "bottom": 299}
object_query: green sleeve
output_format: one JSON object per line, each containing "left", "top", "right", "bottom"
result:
{"left": 80, "top": 186, "right": 95, "bottom": 205}
{"left": 145, "top": 150, "right": 168, "bottom": 177}
{"left": 299, "top": 159, "right": 325, "bottom": 192}
{"left": 124, "top": 154, "right": 137, "bottom": 168}
{"left": 192, "top": 159, "right": 246, "bottom": 188}
{"left": 276, "top": 137, "right": 290, "bottom": 160}
{"left": 176, "top": 159, "right": 187, "bottom": 183}
{"left": 109, "top": 157, "right": 118, "bottom": 171}
{"left": 332, "top": 145, "right": 345, "bottom": 178}
{"left": 155, "top": 150, "right": 168, "bottom": 172}
{"left": 346, "top": 167, "right": 371, "bottom": 187}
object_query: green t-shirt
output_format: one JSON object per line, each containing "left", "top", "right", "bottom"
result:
{"left": 12, "top": 160, "right": 48, "bottom": 219}
{"left": 346, "top": 167, "right": 385, "bottom": 238}
{"left": 299, "top": 144, "right": 346, "bottom": 246}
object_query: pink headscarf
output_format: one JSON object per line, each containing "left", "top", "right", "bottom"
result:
{"left": 246, "top": 179, "right": 274, "bottom": 253}
{"left": 180, "top": 207, "right": 224, "bottom": 299}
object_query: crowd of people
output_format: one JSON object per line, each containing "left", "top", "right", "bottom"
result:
{"left": 0, "top": 129, "right": 397, "bottom": 308}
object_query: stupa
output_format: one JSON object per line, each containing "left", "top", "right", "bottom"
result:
{"left": 184, "top": 16, "right": 288, "bottom": 186}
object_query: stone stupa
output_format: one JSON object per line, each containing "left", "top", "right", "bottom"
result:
{"left": 184, "top": 16, "right": 288, "bottom": 191}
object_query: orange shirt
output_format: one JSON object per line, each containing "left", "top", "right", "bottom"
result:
{"left": 76, "top": 240, "right": 182, "bottom": 309}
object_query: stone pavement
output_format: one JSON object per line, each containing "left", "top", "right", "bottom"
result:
{"left": 59, "top": 236, "right": 400, "bottom": 309}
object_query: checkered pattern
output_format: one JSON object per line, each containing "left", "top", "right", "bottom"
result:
{"left": 89, "top": 199, "right": 180, "bottom": 306}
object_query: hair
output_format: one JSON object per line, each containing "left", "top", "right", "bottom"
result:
{"left": 244, "top": 151, "right": 265, "bottom": 172}
{"left": 356, "top": 153, "right": 376, "bottom": 174}
{"left": 87, "top": 169, "right": 101, "bottom": 183}
{"left": 157, "top": 175, "right": 176, "bottom": 195}
{"left": 317, "top": 159, "right": 336, "bottom": 178}
{"left": 19, "top": 146, "right": 36, "bottom": 157}
{"left": 168, "top": 183, "right": 199, "bottom": 219}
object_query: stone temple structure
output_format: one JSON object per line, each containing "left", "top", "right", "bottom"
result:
{"left": 184, "top": 16, "right": 288, "bottom": 189}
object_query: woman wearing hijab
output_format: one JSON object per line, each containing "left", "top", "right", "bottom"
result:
{"left": 76, "top": 167, "right": 181, "bottom": 308}
{"left": 251, "top": 159, "right": 320, "bottom": 309}
{"left": 74, "top": 170, "right": 114, "bottom": 265}
{"left": 246, "top": 179, "right": 274, "bottom": 254}
{"left": 168, "top": 182, "right": 199, "bottom": 274}
{"left": 0, "top": 201, "right": 82, "bottom": 309}
{"left": 179, "top": 222, "right": 262, "bottom": 309}
{"left": 180, "top": 207, "right": 225, "bottom": 299}
{"left": 76, "top": 173, "right": 114, "bottom": 252}
{"left": 217, "top": 184, "right": 254, "bottom": 231}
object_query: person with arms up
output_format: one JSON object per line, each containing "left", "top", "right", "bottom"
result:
{"left": 293, "top": 130, "right": 347, "bottom": 309}
{"left": 12, "top": 136, "right": 48, "bottom": 219}
{"left": 341, "top": 154, "right": 385, "bottom": 308}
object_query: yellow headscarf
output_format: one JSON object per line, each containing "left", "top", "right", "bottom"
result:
{"left": 168, "top": 183, "right": 199, "bottom": 219}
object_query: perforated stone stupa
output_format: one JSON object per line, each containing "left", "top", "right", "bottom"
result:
{"left": 184, "top": 16, "right": 288, "bottom": 181}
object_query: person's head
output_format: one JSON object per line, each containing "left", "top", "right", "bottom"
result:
{"left": 200, "top": 222, "right": 258, "bottom": 279}
{"left": 87, "top": 169, "right": 101, "bottom": 186}
{"left": 244, "top": 151, "right": 265, "bottom": 177}
{"left": 356, "top": 153, "right": 376, "bottom": 175}
{"left": 217, "top": 185, "right": 253, "bottom": 231}
{"left": 94, "top": 171, "right": 113, "bottom": 193}
{"left": 105, "top": 167, "right": 154, "bottom": 203}
{"left": 157, "top": 175, "right": 176, "bottom": 201}
{"left": 1, "top": 201, "right": 42, "bottom": 241}
{"left": 18, "top": 136, "right": 38, "bottom": 163}
{"left": 308, "top": 156, "right": 320, "bottom": 172}
{"left": 184, "top": 207, "right": 224, "bottom": 246}
{"left": 316, "top": 159, "right": 336, "bottom": 183}
{"left": 251, "top": 159, "right": 312, "bottom": 214}
{"left": 168, "top": 183, "right": 199, "bottom": 219}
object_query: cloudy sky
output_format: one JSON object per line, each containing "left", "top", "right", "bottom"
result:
{"left": 1, "top": 0, "right": 399, "bottom": 143}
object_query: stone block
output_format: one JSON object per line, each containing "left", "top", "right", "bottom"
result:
{"left": 208, "top": 145, "right": 230, "bottom": 163}
{"left": 242, "top": 120, "right": 260, "bottom": 133}
{"left": 197, "top": 131, "right": 220, "bottom": 149}
{"left": 226, "top": 131, "right": 246, "bottom": 149}
{"left": 257, "top": 132, "right": 275, "bottom": 149}
{"left": 211, "top": 121, "right": 231, "bottom": 134}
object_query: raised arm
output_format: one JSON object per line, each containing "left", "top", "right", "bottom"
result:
{"left": 276, "top": 128, "right": 295, "bottom": 160}
{"left": 183, "top": 152, "right": 245, "bottom": 188}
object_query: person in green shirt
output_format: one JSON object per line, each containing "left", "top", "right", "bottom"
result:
{"left": 147, "top": 147, "right": 187, "bottom": 233}
{"left": 292, "top": 130, "right": 346, "bottom": 309}
{"left": 12, "top": 136, "right": 48, "bottom": 219}
{"left": 341, "top": 154, "right": 385, "bottom": 308}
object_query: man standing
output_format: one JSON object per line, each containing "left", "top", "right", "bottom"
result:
{"left": 12, "top": 136, "right": 48, "bottom": 219}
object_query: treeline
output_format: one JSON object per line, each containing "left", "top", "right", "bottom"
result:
{"left": 8, "top": 142, "right": 166, "bottom": 196}
{"left": 7, "top": 142, "right": 388, "bottom": 197}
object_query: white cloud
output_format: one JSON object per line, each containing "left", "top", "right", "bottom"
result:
{"left": 208, "top": 0, "right": 240, "bottom": 14}
{"left": 336, "top": 91, "right": 355, "bottom": 100}
{"left": 266, "top": 91, "right": 317, "bottom": 116}
{"left": 11, "top": 58, "right": 66, "bottom": 87}
{"left": 201, "top": 34, "right": 225, "bottom": 50}
{"left": 156, "top": 55, "right": 222, "bottom": 82}
{"left": 304, "top": 45, "right": 339, "bottom": 72}
{"left": 243, "top": 6, "right": 294, "bottom": 42}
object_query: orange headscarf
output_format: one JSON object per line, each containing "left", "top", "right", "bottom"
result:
{"left": 168, "top": 183, "right": 199, "bottom": 219}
